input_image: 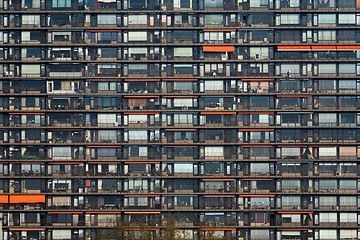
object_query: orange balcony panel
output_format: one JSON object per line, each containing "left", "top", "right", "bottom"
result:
{"left": 49, "top": 162, "right": 83, "bottom": 165}
{"left": 87, "top": 146, "right": 122, "bottom": 148}
{"left": 124, "top": 212, "right": 161, "bottom": 214}
{"left": 200, "top": 228, "right": 236, "bottom": 231}
{"left": 203, "top": 46, "right": 235, "bottom": 52}
{"left": 203, "top": 30, "right": 235, "bottom": 32}
{"left": 201, "top": 111, "right": 236, "bottom": 115}
{"left": 242, "top": 145, "right": 272, "bottom": 148}
{"left": 165, "top": 128, "right": 197, "bottom": 131}
{"left": 277, "top": 46, "right": 310, "bottom": 51}
{"left": 124, "top": 112, "right": 160, "bottom": 115}
{"left": 124, "top": 79, "right": 160, "bottom": 82}
{"left": 311, "top": 46, "right": 336, "bottom": 51}
{"left": 0, "top": 195, "right": 8, "bottom": 203}
{"left": 203, "top": 178, "right": 235, "bottom": 181}
{"left": 163, "top": 78, "right": 197, "bottom": 81}
{"left": 86, "top": 212, "right": 121, "bottom": 214}
{"left": 242, "top": 78, "right": 274, "bottom": 82}
{"left": 48, "top": 212, "right": 82, "bottom": 214}
{"left": 125, "top": 162, "right": 160, "bottom": 164}
{"left": 10, "top": 195, "right": 45, "bottom": 204}
{"left": 123, "top": 96, "right": 160, "bottom": 98}
{"left": 337, "top": 46, "right": 360, "bottom": 51}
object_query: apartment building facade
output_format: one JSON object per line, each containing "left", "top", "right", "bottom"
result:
{"left": 0, "top": 0, "right": 360, "bottom": 239}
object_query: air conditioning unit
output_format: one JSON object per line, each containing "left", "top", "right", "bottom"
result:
{"left": 263, "top": 38, "right": 268, "bottom": 42}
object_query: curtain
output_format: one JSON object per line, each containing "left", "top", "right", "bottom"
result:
{"left": 281, "top": 64, "right": 300, "bottom": 74}
{"left": 318, "top": 14, "right": 336, "bottom": 24}
{"left": 129, "top": 130, "right": 147, "bottom": 140}
{"left": 98, "top": 14, "right": 116, "bottom": 24}
{"left": 22, "top": 15, "right": 40, "bottom": 24}
{"left": 53, "top": 147, "right": 71, "bottom": 157}
{"left": 319, "top": 147, "right": 336, "bottom": 156}
{"left": 339, "top": 146, "right": 356, "bottom": 156}
{"left": 174, "top": 48, "right": 193, "bottom": 57}
{"left": 339, "top": 180, "right": 356, "bottom": 190}
{"left": 98, "top": 130, "right": 116, "bottom": 140}
{"left": 319, "top": 213, "right": 337, "bottom": 223}
{"left": 174, "top": 114, "right": 193, "bottom": 124}
{"left": 282, "top": 180, "right": 300, "bottom": 190}
{"left": 98, "top": 114, "right": 116, "bottom": 124}
{"left": 22, "top": 64, "right": 40, "bottom": 74}
{"left": 128, "top": 15, "right": 147, "bottom": 24}
{"left": 53, "top": 197, "right": 71, "bottom": 206}
{"left": 205, "top": 0, "right": 223, "bottom": 8}
{"left": 250, "top": 163, "right": 269, "bottom": 173}
{"left": 339, "top": 230, "right": 357, "bottom": 239}
{"left": 338, "top": 14, "right": 356, "bottom": 24}
{"left": 281, "top": 148, "right": 300, "bottom": 156}
{"left": 129, "top": 115, "right": 147, "bottom": 123}
{"left": 53, "top": 230, "right": 72, "bottom": 240}
{"left": 340, "top": 213, "right": 357, "bottom": 223}
{"left": 281, "top": 196, "right": 301, "bottom": 206}
{"left": 174, "top": 163, "right": 193, "bottom": 173}
{"left": 339, "top": 64, "right": 356, "bottom": 74}
{"left": 339, "top": 196, "right": 357, "bottom": 206}
{"left": 128, "top": 47, "right": 147, "bottom": 54}
{"left": 280, "top": 14, "right": 300, "bottom": 24}
{"left": 319, "top": 196, "right": 336, "bottom": 206}
{"left": 319, "top": 180, "right": 337, "bottom": 189}
{"left": 205, "top": 81, "right": 223, "bottom": 91}
{"left": 318, "top": 30, "right": 336, "bottom": 41}
{"left": 205, "top": 147, "right": 224, "bottom": 156}
{"left": 21, "top": 32, "right": 31, "bottom": 41}
{"left": 174, "top": 82, "right": 193, "bottom": 90}
{"left": 174, "top": 98, "right": 193, "bottom": 107}
{"left": 128, "top": 32, "right": 147, "bottom": 41}
{"left": 204, "top": 14, "right": 223, "bottom": 24}
{"left": 250, "top": 0, "right": 269, "bottom": 7}
{"left": 318, "top": 113, "right": 337, "bottom": 124}
{"left": 249, "top": 47, "right": 269, "bottom": 58}
{"left": 339, "top": 80, "right": 356, "bottom": 90}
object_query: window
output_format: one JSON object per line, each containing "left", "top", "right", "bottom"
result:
{"left": 250, "top": 0, "right": 269, "bottom": 7}
{"left": 281, "top": 196, "right": 301, "bottom": 207}
{"left": 280, "top": 14, "right": 300, "bottom": 25}
{"left": 318, "top": 30, "right": 336, "bottom": 41}
{"left": 174, "top": 48, "right": 193, "bottom": 57}
{"left": 204, "top": 15, "right": 224, "bottom": 25}
{"left": 98, "top": 14, "right": 117, "bottom": 24}
{"left": 128, "top": 32, "right": 147, "bottom": 41}
{"left": 318, "top": 64, "right": 336, "bottom": 74}
{"left": 319, "top": 147, "right": 337, "bottom": 157}
{"left": 205, "top": 147, "right": 224, "bottom": 157}
{"left": 174, "top": 163, "right": 193, "bottom": 173}
{"left": 52, "top": 0, "right": 71, "bottom": 8}
{"left": 338, "top": 14, "right": 356, "bottom": 25}
{"left": 281, "top": 64, "right": 300, "bottom": 74}
{"left": 128, "top": 130, "right": 148, "bottom": 140}
{"left": 339, "top": 64, "right": 356, "bottom": 74}
{"left": 318, "top": 14, "right": 336, "bottom": 24}
{"left": 319, "top": 196, "right": 337, "bottom": 206}
{"left": 319, "top": 213, "right": 337, "bottom": 223}
{"left": 339, "top": 213, "right": 357, "bottom": 223}
{"left": 128, "top": 15, "right": 147, "bottom": 25}
{"left": 204, "top": 0, "right": 223, "bottom": 8}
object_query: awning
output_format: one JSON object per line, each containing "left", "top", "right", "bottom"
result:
{"left": 10, "top": 195, "right": 45, "bottom": 204}
{"left": 203, "top": 46, "right": 235, "bottom": 52}
{"left": 277, "top": 46, "right": 310, "bottom": 51}
{"left": 0, "top": 195, "right": 8, "bottom": 203}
